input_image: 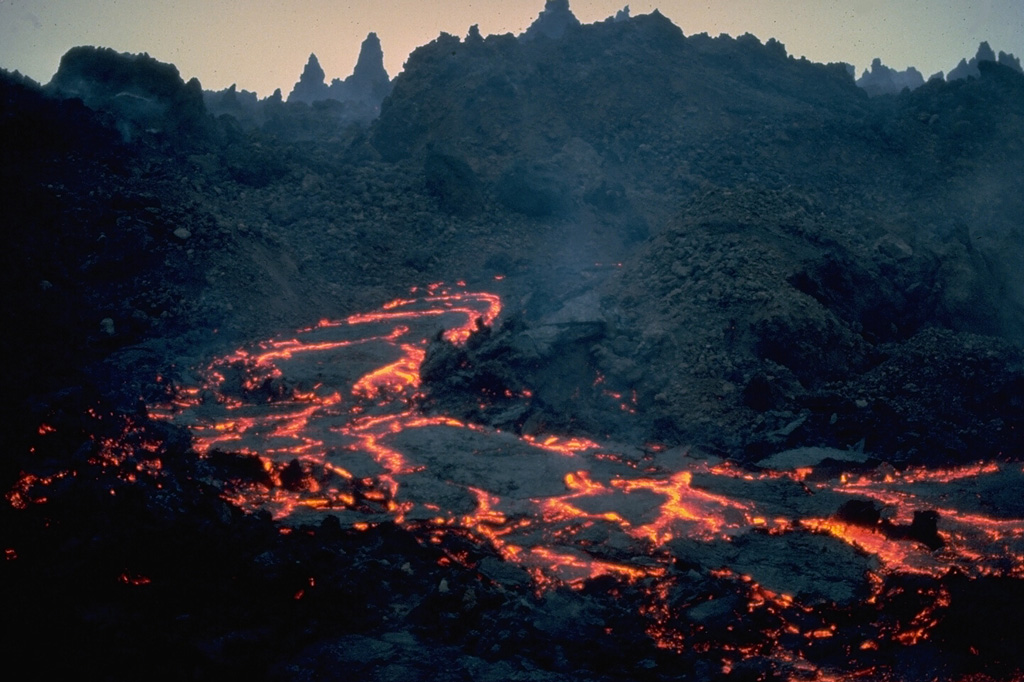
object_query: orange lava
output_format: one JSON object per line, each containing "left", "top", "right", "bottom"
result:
{"left": 14, "top": 280, "right": 1011, "bottom": 680}
{"left": 138, "top": 283, "right": 1024, "bottom": 597}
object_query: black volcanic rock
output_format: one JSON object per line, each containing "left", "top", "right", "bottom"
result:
{"left": 857, "top": 58, "right": 925, "bottom": 96}
{"left": 49, "top": 45, "right": 187, "bottom": 100}
{"left": 947, "top": 57, "right": 974, "bottom": 81}
{"left": 521, "top": 0, "right": 581, "bottom": 41}
{"left": 977, "top": 41, "right": 998, "bottom": 64}
{"left": 288, "top": 53, "right": 330, "bottom": 103}
{"left": 202, "top": 82, "right": 264, "bottom": 127}
{"left": 496, "top": 160, "right": 570, "bottom": 217}
{"left": 328, "top": 31, "right": 392, "bottom": 107}
{"left": 287, "top": 34, "right": 392, "bottom": 115}
{"left": 378, "top": 8, "right": 1024, "bottom": 460}
{"left": 948, "top": 41, "right": 1023, "bottom": 81}
{"left": 423, "top": 149, "right": 482, "bottom": 216}
{"left": 373, "top": 10, "right": 862, "bottom": 167}
{"left": 46, "top": 46, "right": 209, "bottom": 140}
{"left": 998, "top": 50, "right": 1023, "bottom": 72}
{"left": 0, "top": 65, "right": 219, "bottom": 467}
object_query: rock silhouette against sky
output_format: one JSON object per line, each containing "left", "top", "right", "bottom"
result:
{"left": 287, "top": 32, "right": 392, "bottom": 108}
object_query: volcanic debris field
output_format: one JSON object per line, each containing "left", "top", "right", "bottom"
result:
{"left": 4, "top": 5, "right": 1024, "bottom": 681}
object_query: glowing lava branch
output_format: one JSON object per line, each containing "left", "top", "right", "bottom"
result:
{"left": 535, "top": 468, "right": 754, "bottom": 548}
{"left": 806, "top": 461, "right": 1024, "bottom": 577}
{"left": 346, "top": 292, "right": 501, "bottom": 344}
{"left": 620, "top": 471, "right": 753, "bottom": 544}
{"left": 522, "top": 434, "right": 602, "bottom": 457}
{"left": 341, "top": 412, "right": 416, "bottom": 476}
{"left": 247, "top": 327, "right": 410, "bottom": 365}
{"left": 698, "top": 456, "right": 1024, "bottom": 580}
{"left": 460, "top": 486, "right": 522, "bottom": 560}
{"left": 526, "top": 546, "right": 663, "bottom": 586}
{"left": 352, "top": 344, "right": 425, "bottom": 398}
{"left": 802, "top": 518, "right": 945, "bottom": 577}
{"left": 144, "top": 285, "right": 507, "bottom": 527}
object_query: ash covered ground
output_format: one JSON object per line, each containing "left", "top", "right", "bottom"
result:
{"left": 3, "top": 3, "right": 1024, "bottom": 681}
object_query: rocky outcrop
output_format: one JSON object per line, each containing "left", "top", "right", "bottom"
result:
{"left": 856, "top": 57, "right": 925, "bottom": 96}
{"left": 521, "top": 0, "right": 581, "bottom": 41}
{"left": 999, "top": 50, "right": 1024, "bottom": 72}
{"left": 45, "top": 46, "right": 210, "bottom": 140}
{"left": 287, "top": 34, "right": 392, "bottom": 111}
{"left": 287, "top": 52, "right": 330, "bottom": 103}
{"left": 421, "top": 178, "right": 1024, "bottom": 462}
{"left": 327, "top": 32, "right": 392, "bottom": 107}
{"left": 373, "top": 9, "right": 862, "bottom": 171}
{"left": 948, "top": 41, "right": 1023, "bottom": 81}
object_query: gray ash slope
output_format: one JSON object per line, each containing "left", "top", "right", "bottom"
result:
{"left": 3, "top": 5, "right": 1024, "bottom": 681}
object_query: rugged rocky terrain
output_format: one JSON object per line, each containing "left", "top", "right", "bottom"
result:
{"left": 4, "top": 3, "right": 1024, "bottom": 680}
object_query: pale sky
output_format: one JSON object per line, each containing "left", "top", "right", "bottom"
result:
{"left": 1, "top": 1, "right": 1022, "bottom": 97}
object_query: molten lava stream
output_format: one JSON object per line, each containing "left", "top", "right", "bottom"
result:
{"left": 817, "top": 461, "right": 1024, "bottom": 577}
{"left": 153, "top": 285, "right": 503, "bottom": 522}
{"left": 701, "top": 456, "right": 1024, "bottom": 579}
{"left": 141, "top": 283, "right": 1024, "bottom": 681}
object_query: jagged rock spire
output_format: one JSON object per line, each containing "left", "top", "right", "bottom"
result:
{"left": 976, "top": 41, "right": 996, "bottom": 64}
{"left": 328, "top": 32, "right": 392, "bottom": 107}
{"left": 288, "top": 53, "right": 329, "bottom": 103}
{"left": 285, "top": 35, "right": 392, "bottom": 110}
{"left": 998, "top": 50, "right": 1023, "bottom": 72}
{"left": 352, "top": 33, "right": 389, "bottom": 85}
{"left": 303, "top": 53, "right": 326, "bottom": 83}
{"left": 948, "top": 41, "right": 1022, "bottom": 81}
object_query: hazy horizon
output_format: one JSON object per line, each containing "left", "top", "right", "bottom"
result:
{"left": 2, "top": 0, "right": 1022, "bottom": 97}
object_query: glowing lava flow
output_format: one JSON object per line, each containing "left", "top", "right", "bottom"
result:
{"left": 139, "top": 282, "right": 1024, "bottom": 680}
{"left": 150, "top": 285, "right": 503, "bottom": 521}
{"left": 149, "top": 283, "right": 1024, "bottom": 581}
